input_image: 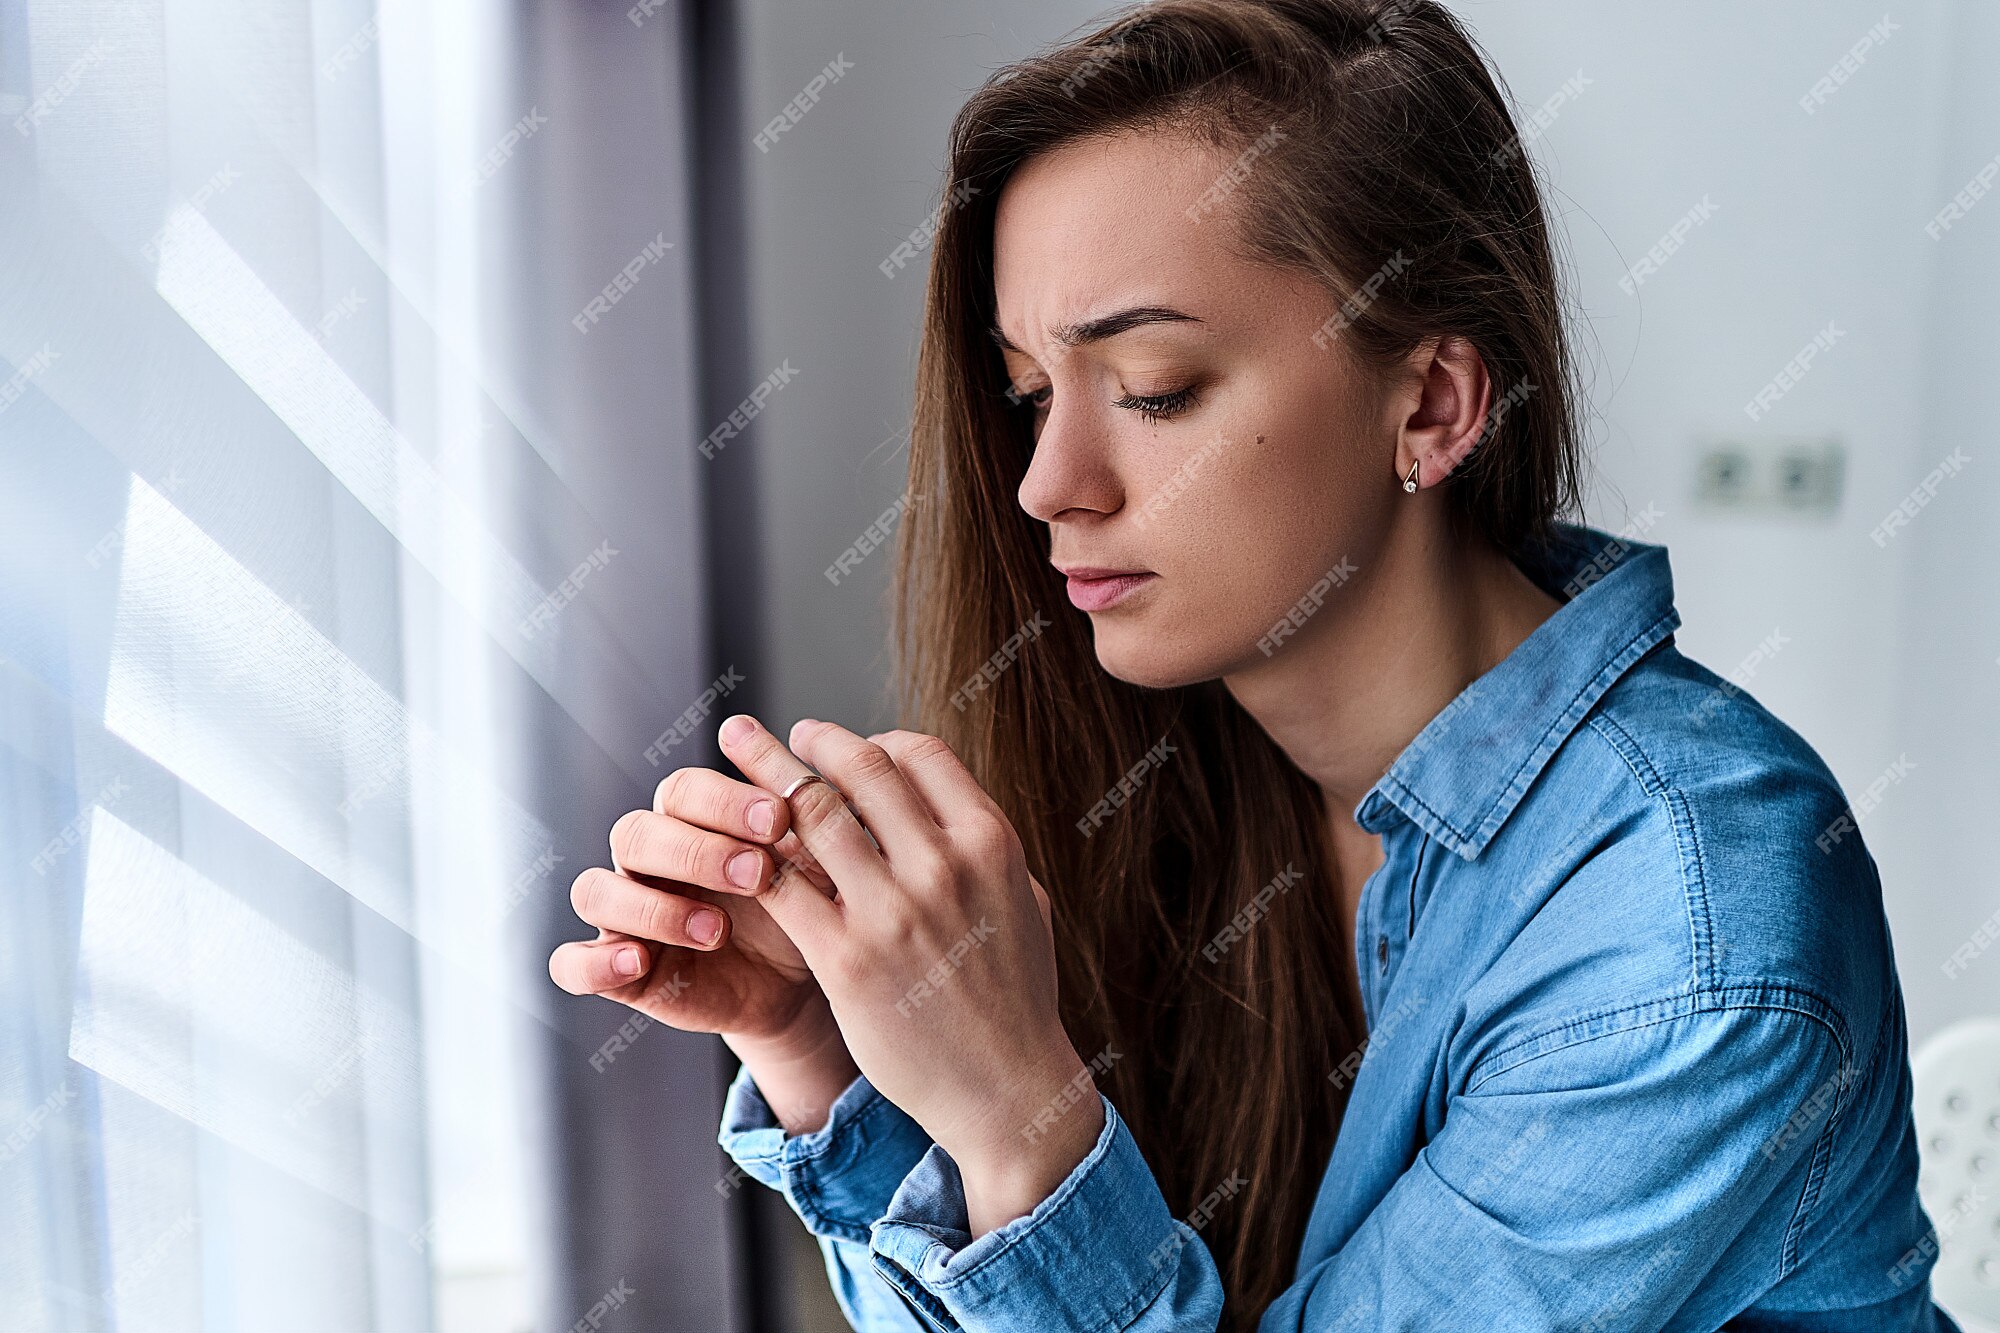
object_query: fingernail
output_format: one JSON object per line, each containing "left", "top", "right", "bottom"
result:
{"left": 689, "top": 908, "right": 724, "bottom": 945}
{"left": 721, "top": 714, "right": 755, "bottom": 745}
{"left": 748, "top": 801, "right": 776, "bottom": 837}
{"left": 727, "top": 850, "right": 761, "bottom": 890}
{"left": 614, "top": 946, "right": 643, "bottom": 977}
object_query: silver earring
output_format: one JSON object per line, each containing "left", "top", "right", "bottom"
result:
{"left": 1402, "top": 459, "right": 1420, "bottom": 493}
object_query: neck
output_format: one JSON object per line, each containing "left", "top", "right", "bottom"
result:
{"left": 1223, "top": 512, "right": 1563, "bottom": 821}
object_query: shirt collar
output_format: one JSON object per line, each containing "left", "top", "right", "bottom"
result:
{"left": 1353, "top": 521, "right": 1681, "bottom": 860}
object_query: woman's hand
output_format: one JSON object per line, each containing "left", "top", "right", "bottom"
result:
{"left": 716, "top": 712, "right": 1104, "bottom": 1236}
{"left": 547, "top": 766, "right": 858, "bottom": 1132}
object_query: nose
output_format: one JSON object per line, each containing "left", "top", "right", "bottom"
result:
{"left": 1015, "top": 401, "right": 1124, "bottom": 524}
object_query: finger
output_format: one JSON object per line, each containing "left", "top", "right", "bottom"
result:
{"left": 867, "top": 729, "right": 1009, "bottom": 830}
{"left": 755, "top": 841, "right": 847, "bottom": 960}
{"left": 717, "top": 714, "right": 883, "bottom": 900}
{"left": 770, "top": 828, "right": 835, "bottom": 894}
{"left": 549, "top": 936, "right": 653, "bottom": 996}
{"left": 789, "top": 719, "right": 948, "bottom": 860}
{"left": 570, "top": 866, "right": 731, "bottom": 950}
{"left": 609, "top": 808, "right": 774, "bottom": 896}
{"left": 653, "top": 765, "right": 791, "bottom": 846}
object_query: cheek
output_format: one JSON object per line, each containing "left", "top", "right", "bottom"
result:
{"left": 1088, "top": 366, "right": 1391, "bottom": 683}
{"left": 1090, "top": 440, "right": 1375, "bottom": 687}
{"left": 1146, "top": 423, "right": 1377, "bottom": 621}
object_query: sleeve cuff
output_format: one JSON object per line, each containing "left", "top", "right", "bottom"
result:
{"left": 716, "top": 1061, "right": 935, "bottom": 1242}
{"left": 866, "top": 1094, "right": 1195, "bottom": 1331}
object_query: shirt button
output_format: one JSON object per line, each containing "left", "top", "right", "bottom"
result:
{"left": 1376, "top": 934, "right": 1390, "bottom": 974}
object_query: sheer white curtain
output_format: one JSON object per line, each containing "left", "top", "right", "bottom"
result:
{"left": 0, "top": 1, "right": 726, "bottom": 1329}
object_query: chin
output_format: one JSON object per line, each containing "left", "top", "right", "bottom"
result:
{"left": 1089, "top": 619, "right": 1232, "bottom": 691}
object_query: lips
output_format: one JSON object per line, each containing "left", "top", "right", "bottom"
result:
{"left": 1054, "top": 565, "right": 1148, "bottom": 580}
{"left": 1060, "top": 568, "right": 1156, "bottom": 612}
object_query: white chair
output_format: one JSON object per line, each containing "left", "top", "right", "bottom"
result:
{"left": 1912, "top": 1018, "right": 2000, "bottom": 1331}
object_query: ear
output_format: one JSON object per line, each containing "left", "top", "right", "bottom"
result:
{"left": 1394, "top": 334, "right": 1492, "bottom": 491}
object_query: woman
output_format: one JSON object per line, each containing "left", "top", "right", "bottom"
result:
{"left": 549, "top": 1, "right": 1955, "bottom": 1328}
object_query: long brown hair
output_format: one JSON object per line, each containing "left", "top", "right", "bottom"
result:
{"left": 889, "top": 1, "right": 1583, "bottom": 1323}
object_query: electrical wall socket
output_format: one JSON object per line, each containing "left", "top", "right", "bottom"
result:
{"left": 1694, "top": 435, "right": 1845, "bottom": 515}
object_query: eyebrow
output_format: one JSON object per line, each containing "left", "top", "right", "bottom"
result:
{"left": 988, "top": 305, "right": 1203, "bottom": 353}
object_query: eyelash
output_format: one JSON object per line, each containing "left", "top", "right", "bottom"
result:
{"left": 1111, "top": 385, "right": 1199, "bottom": 423}
{"left": 1010, "top": 383, "right": 1200, "bottom": 424}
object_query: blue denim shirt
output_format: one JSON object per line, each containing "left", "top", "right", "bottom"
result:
{"left": 717, "top": 522, "right": 1956, "bottom": 1332}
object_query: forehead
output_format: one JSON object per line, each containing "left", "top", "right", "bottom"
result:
{"left": 991, "top": 128, "right": 1253, "bottom": 346}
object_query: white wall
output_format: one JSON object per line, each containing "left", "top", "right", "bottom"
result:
{"left": 1887, "top": 0, "right": 2000, "bottom": 1047}
{"left": 1449, "top": 0, "right": 1997, "bottom": 1046}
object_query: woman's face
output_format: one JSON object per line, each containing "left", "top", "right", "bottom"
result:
{"left": 992, "top": 127, "right": 1412, "bottom": 689}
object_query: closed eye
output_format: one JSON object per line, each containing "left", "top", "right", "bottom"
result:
{"left": 1111, "top": 385, "right": 1199, "bottom": 423}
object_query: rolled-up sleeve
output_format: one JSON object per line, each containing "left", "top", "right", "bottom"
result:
{"left": 717, "top": 1063, "right": 939, "bottom": 1331}
{"left": 717, "top": 1062, "right": 935, "bottom": 1241}
{"left": 869, "top": 1095, "right": 1226, "bottom": 1330}
{"left": 846, "top": 1001, "right": 1865, "bottom": 1332}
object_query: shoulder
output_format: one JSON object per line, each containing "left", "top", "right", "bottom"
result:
{"left": 1482, "top": 639, "right": 1891, "bottom": 1060}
